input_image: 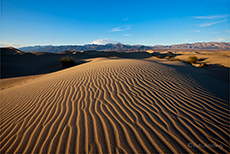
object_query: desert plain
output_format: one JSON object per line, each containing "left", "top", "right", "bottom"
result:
{"left": 0, "top": 47, "right": 229, "bottom": 153}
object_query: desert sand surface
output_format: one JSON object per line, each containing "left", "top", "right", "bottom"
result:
{"left": 173, "top": 52, "right": 229, "bottom": 68}
{"left": 0, "top": 47, "right": 151, "bottom": 79}
{"left": 1, "top": 54, "right": 229, "bottom": 153}
{"left": 152, "top": 50, "right": 229, "bottom": 83}
{"left": 174, "top": 51, "right": 229, "bottom": 84}
{"left": 151, "top": 50, "right": 229, "bottom": 67}
{"left": 0, "top": 74, "right": 45, "bottom": 90}
{"left": 1, "top": 47, "right": 83, "bottom": 79}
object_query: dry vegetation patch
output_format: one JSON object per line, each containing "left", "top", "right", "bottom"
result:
{"left": 60, "top": 56, "right": 76, "bottom": 68}
{"left": 155, "top": 55, "right": 162, "bottom": 58}
{"left": 170, "top": 58, "right": 181, "bottom": 61}
{"left": 188, "top": 56, "right": 198, "bottom": 64}
{"left": 165, "top": 55, "right": 173, "bottom": 58}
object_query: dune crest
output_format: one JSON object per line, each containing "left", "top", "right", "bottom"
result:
{"left": 1, "top": 58, "right": 229, "bottom": 153}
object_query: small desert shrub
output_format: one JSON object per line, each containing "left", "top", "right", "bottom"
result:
{"left": 199, "top": 63, "right": 208, "bottom": 67}
{"left": 165, "top": 55, "right": 173, "bottom": 58}
{"left": 108, "top": 56, "right": 118, "bottom": 58}
{"left": 155, "top": 55, "right": 162, "bottom": 58}
{"left": 60, "top": 56, "right": 76, "bottom": 68}
{"left": 170, "top": 58, "right": 181, "bottom": 61}
{"left": 184, "top": 61, "right": 192, "bottom": 64}
{"left": 188, "top": 56, "right": 198, "bottom": 64}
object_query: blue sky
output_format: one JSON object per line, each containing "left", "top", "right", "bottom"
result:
{"left": 0, "top": 0, "right": 229, "bottom": 47}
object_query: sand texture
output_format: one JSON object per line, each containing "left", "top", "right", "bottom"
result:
{"left": 1, "top": 58, "right": 229, "bottom": 153}
{"left": 174, "top": 52, "right": 230, "bottom": 68}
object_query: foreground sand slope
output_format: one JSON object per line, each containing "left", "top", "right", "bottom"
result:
{"left": 1, "top": 58, "right": 229, "bottom": 153}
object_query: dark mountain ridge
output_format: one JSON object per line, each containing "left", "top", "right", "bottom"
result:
{"left": 19, "top": 42, "right": 229, "bottom": 53}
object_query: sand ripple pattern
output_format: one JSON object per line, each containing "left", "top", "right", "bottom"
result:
{"left": 1, "top": 58, "right": 229, "bottom": 154}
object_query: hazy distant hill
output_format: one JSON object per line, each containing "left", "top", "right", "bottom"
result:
{"left": 19, "top": 43, "right": 150, "bottom": 53}
{"left": 154, "top": 42, "right": 230, "bottom": 49}
{"left": 19, "top": 42, "right": 230, "bottom": 53}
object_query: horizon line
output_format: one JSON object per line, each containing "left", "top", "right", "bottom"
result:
{"left": 7, "top": 41, "right": 228, "bottom": 48}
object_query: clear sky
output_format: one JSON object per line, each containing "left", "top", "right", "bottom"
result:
{"left": 0, "top": 0, "right": 229, "bottom": 47}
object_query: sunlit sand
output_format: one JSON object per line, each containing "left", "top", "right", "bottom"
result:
{"left": 1, "top": 48, "right": 229, "bottom": 153}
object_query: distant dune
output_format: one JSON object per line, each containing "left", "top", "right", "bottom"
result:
{"left": 1, "top": 47, "right": 24, "bottom": 55}
{"left": 1, "top": 47, "right": 229, "bottom": 153}
{"left": 0, "top": 47, "right": 153, "bottom": 78}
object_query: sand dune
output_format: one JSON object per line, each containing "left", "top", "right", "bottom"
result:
{"left": 1, "top": 58, "right": 229, "bottom": 153}
{"left": 174, "top": 52, "right": 230, "bottom": 68}
{"left": 151, "top": 51, "right": 230, "bottom": 83}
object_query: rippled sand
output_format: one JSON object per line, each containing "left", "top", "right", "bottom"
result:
{"left": 1, "top": 58, "right": 229, "bottom": 153}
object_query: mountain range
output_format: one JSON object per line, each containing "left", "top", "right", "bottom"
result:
{"left": 19, "top": 42, "right": 230, "bottom": 53}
